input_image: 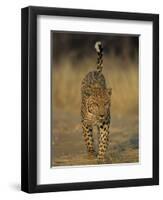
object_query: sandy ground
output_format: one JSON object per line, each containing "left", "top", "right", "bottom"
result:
{"left": 51, "top": 109, "right": 139, "bottom": 167}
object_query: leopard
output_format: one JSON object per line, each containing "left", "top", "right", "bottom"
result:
{"left": 81, "top": 41, "right": 112, "bottom": 162}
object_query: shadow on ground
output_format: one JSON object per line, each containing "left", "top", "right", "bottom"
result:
{"left": 52, "top": 109, "right": 139, "bottom": 167}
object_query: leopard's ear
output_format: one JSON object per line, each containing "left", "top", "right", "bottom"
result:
{"left": 107, "top": 88, "right": 112, "bottom": 96}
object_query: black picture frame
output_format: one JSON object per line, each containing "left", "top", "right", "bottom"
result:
{"left": 21, "top": 6, "right": 159, "bottom": 193}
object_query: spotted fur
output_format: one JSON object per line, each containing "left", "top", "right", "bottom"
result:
{"left": 81, "top": 41, "right": 112, "bottom": 162}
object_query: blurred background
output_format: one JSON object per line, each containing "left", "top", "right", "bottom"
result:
{"left": 51, "top": 31, "right": 139, "bottom": 166}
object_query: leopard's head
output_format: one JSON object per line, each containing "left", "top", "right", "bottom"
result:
{"left": 85, "top": 88, "right": 112, "bottom": 123}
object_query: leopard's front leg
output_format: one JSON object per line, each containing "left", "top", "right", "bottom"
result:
{"left": 82, "top": 121, "right": 95, "bottom": 154}
{"left": 97, "top": 117, "right": 110, "bottom": 161}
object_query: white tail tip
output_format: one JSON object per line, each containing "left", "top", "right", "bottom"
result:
{"left": 95, "top": 41, "right": 102, "bottom": 53}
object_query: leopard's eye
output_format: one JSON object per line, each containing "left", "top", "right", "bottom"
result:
{"left": 104, "top": 101, "right": 109, "bottom": 106}
{"left": 104, "top": 102, "right": 110, "bottom": 109}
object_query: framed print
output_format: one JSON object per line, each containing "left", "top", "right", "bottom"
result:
{"left": 21, "top": 6, "right": 159, "bottom": 193}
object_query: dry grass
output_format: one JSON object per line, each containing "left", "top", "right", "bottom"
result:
{"left": 52, "top": 54, "right": 138, "bottom": 117}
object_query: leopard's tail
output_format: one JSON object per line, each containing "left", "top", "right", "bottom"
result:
{"left": 95, "top": 41, "right": 103, "bottom": 73}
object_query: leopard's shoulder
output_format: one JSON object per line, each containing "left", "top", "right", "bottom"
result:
{"left": 81, "top": 71, "right": 106, "bottom": 92}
